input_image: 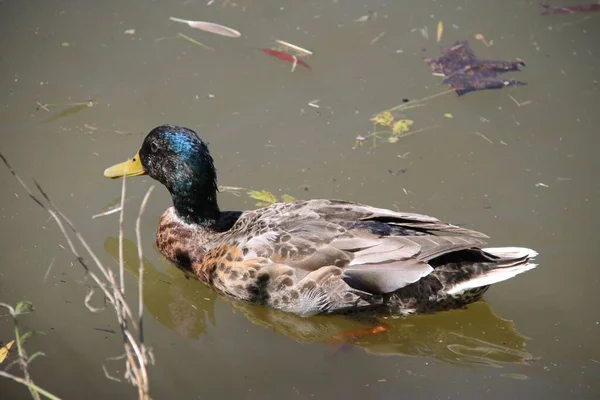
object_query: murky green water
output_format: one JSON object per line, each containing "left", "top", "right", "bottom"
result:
{"left": 1, "top": 0, "right": 599, "bottom": 398}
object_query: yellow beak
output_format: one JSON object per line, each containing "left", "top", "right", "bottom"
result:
{"left": 103, "top": 152, "right": 147, "bottom": 179}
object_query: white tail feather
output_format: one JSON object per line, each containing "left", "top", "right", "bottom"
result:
{"left": 446, "top": 263, "right": 537, "bottom": 295}
{"left": 482, "top": 247, "right": 538, "bottom": 259}
{"left": 446, "top": 246, "right": 538, "bottom": 295}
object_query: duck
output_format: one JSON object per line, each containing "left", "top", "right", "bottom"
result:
{"left": 104, "top": 125, "right": 538, "bottom": 318}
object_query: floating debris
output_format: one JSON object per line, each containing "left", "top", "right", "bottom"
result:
{"left": 169, "top": 17, "right": 241, "bottom": 38}
{"left": 501, "top": 373, "right": 530, "bottom": 381}
{"left": 474, "top": 131, "right": 494, "bottom": 144}
{"left": 540, "top": 2, "right": 600, "bottom": 15}
{"left": 41, "top": 99, "right": 97, "bottom": 123}
{"left": 261, "top": 48, "right": 311, "bottom": 70}
{"left": 535, "top": 182, "right": 550, "bottom": 188}
{"left": 437, "top": 21, "right": 444, "bottom": 42}
{"left": 177, "top": 32, "right": 215, "bottom": 51}
{"left": 424, "top": 41, "right": 526, "bottom": 96}
{"left": 371, "top": 111, "right": 394, "bottom": 127}
{"left": 354, "top": 11, "right": 377, "bottom": 23}
{"left": 370, "top": 32, "right": 385, "bottom": 45}
{"left": 412, "top": 26, "right": 429, "bottom": 40}
{"left": 388, "top": 168, "right": 408, "bottom": 176}
{"left": 275, "top": 39, "right": 313, "bottom": 56}
{"left": 474, "top": 33, "right": 493, "bottom": 47}
{"left": 124, "top": 29, "right": 136, "bottom": 35}
{"left": 392, "top": 119, "right": 413, "bottom": 134}
{"left": 444, "top": 113, "right": 453, "bottom": 119}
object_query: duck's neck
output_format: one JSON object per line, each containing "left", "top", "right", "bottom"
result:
{"left": 170, "top": 178, "right": 220, "bottom": 227}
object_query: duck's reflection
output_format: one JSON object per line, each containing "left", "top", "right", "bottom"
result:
{"left": 105, "top": 238, "right": 533, "bottom": 367}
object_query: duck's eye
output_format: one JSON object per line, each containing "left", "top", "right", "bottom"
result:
{"left": 150, "top": 142, "right": 159, "bottom": 153}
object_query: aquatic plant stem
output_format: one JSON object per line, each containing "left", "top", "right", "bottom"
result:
{"left": 0, "top": 372, "right": 61, "bottom": 400}
{"left": 0, "top": 152, "right": 152, "bottom": 399}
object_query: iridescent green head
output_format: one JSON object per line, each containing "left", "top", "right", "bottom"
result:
{"left": 104, "top": 125, "right": 220, "bottom": 225}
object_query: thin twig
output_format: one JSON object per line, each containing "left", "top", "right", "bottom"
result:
{"left": 474, "top": 131, "right": 494, "bottom": 144}
{"left": 136, "top": 187, "right": 154, "bottom": 347}
{"left": 92, "top": 206, "right": 122, "bottom": 219}
{"left": 118, "top": 175, "right": 126, "bottom": 295}
{"left": 84, "top": 289, "right": 105, "bottom": 313}
{"left": 43, "top": 258, "right": 55, "bottom": 283}
{"left": 177, "top": 32, "right": 216, "bottom": 51}
{"left": 102, "top": 364, "right": 122, "bottom": 383}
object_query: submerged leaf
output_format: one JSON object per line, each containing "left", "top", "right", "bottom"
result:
{"left": 42, "top": 102, "right": 93, "bottom": 123}
{"left": 261, "top": 49, "right": 311, "bottom": 69}
{"left": 170, "top": 17, "right": 241, "bottom": 38}
{"left": 247, "top": 190, "right": 278, "bottom": 205}
{"left": 281, "top": 194, "right": 296, "bottom": 203}
{"left": 371, "top": 111, "right": 394, "bottom": 127}
{"left": 0, "top": 340, "right": 15, "bottom": 364}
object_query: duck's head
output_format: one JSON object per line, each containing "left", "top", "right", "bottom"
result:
{"left": 104, "top": 125, "right": 220, "bottom": 225}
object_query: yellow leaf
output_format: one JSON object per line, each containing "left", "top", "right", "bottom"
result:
{"left": 0, "top": 340, "right": 15, "bottom": 364}
{"left": 281, "top": 194, "right": 296, "bottom": 203}
{"left": 392, "top": 119, "right": 414, "bottom": 134}
{"left": 444, "top": 113, "right": 453, "bottom": 118}
{"left": 437, "top": 21, "right": 444, "bottom": 43}
{"left": 387, "top": 136, "right": 399, "bottom": 143}
{"left": 370, "top": 111, "right": 394, "bottom": 127}
{"left": 247, "top": 190, "right": 278, "bottom": 205}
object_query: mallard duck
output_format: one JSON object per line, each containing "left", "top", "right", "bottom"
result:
{"left": 104, "top": 125, "right": 537, "bottom": 317}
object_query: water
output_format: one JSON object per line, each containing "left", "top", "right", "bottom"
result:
{"left": 1, "top": 0, "right": 599, "bottom": 398}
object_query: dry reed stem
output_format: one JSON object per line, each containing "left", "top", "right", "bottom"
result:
{"left": 0, "top": 152, "right": 154, "bottom": 399}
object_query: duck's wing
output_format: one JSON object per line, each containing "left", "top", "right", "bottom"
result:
{"left": 216, "top": 200, "right": 488, "bottom": 295}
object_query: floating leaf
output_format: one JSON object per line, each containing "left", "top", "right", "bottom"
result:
{"left": 437, "top": 21, "right": 444, "bottom": 42}
{"left": 444, "top": 113, "right": 454, "bottom": 118}
{"left": 169, "top": 17, "right": 241, "bottom": 38}
{"left": 0, "top": 340, "right": 15, "bottom": 364}
{"left": 15, "top": 301, "right": 34, "bottom": 316}
{"left": 371, "top": 111, "right": 394, "bottom": 127}
{"left": 392, "top": 119, "right": 414, "bottom": 134}
{"left": 387, "top": 136, "right": 399, "bottom": 143}
{"left": 281, "top": 194, "right": 296, "bottom": 203}
{"left": 247, "top": 190, "right": 278, "bottom": 205}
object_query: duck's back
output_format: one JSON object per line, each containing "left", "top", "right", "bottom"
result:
{"left": 160, "top": 200, "right": 537, "bottom": 316}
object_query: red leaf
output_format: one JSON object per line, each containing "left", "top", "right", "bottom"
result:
{"left": 260, "top": 49, "right": 311, "bottom": 69}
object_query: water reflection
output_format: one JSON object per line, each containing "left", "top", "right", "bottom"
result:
{"left": 105, "top": 238, "right": 533, "bottom": 367}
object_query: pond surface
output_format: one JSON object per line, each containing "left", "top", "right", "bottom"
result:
{"left": 1, "top": 0, "right": 599, "bottom": 398}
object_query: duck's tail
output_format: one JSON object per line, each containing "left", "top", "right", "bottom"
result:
{"left": 445, "top": 247, "right": 538, "bottom": 295}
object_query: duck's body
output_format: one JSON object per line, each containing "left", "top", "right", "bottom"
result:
{"left": 105, "top": 125, "right": 537, "bottom": 317}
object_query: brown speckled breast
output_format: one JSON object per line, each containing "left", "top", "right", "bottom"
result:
{"left": 156, "top": 207, "right": 211, "bottom": 278}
